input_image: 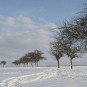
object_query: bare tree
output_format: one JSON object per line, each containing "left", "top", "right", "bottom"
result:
{"left": 50, "top": 42, "right": 63, "bottom": 68}
{"left": 34, "top": 50, "right": 46, "bottom": 67}
{"left": 19, "top": 55, "right": 30, "bottom": 67}
{"left": 0, "top": 61, "right": 6, "bottom": 67}
{"left": 25, "top": 50, "right": 46, "bottom": 67}
{"left": 12, "top": 60, "right": 21, "bottom": 66}
{"left": 51, "top": 20, "right": 81, "bottom": 69}
{"left": 24, "top": 53, "right": 33, "bottom": 67}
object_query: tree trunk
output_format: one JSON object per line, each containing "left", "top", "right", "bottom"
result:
{"left": 57, "top": 59, "right": 60, "bottom": 68}
{"left": 31, "top": 62, "right": 33, "bottom": 67}
{"left": 37, "top": 62, "right": 38, "bottom": 67}
{"left": 70, "top": 58, "right": 73, "bottom": 69}
{"left": 23, "top": 63, "right": 25, "bottom": 67}
{"left": 35, "top": 62, "right": 36, "bottom": 67}
{"left": 3, "top": 64, "right": 4, "bottom": 67}
{"left": 27, "top": 63, "right": 28, "bottom": 67}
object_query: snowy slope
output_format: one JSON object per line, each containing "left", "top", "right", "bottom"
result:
{"left": 0, "top": 66, "right": 87, "bottom": 87}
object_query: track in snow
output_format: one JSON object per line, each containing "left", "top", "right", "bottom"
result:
{"left": 0, "top": 68, "right": 58, "bottom": 87}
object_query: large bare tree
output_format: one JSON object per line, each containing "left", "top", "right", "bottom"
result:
{"left": 50, "top": 41, "right": 63, "bottom": 68}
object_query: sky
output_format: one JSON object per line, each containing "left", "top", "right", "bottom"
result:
{"left": 0, "top": 0, "right": 87, "bottom": 66}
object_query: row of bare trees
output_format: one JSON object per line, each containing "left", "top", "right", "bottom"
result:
{"left": 12, "top": 50, "right": 46, "bottom": 67}
{"left": 50, "top": 4, "right": 87, "bottom": 69}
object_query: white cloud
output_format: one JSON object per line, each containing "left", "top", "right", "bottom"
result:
{"left": 5, "top": 17, "right": 15, "bottom": 27}
{"left": 0, "top": 15, "right": 57, "bottom": 61}
{"left": 18, "top": 16, "right": 35, "bottom": 29}
{"left": 0, "top": 16, "right": 16, "bottom": 31}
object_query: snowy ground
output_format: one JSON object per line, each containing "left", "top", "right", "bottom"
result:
{"left": 0, "top": 66, "right": 87, "bottom": 87}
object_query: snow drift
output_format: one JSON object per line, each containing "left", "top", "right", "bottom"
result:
{"left": 0, "top": 66, "right": 87, "bottom": 87}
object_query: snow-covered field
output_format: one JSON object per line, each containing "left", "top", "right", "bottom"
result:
{"left": 0, "top": 66, "right": 87, "bottom": 87}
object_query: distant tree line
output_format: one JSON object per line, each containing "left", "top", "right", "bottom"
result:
{"left": 12, "top": 50, "right": 46, "bottom": 67}
{"left": 50, "top": 3, "right": 87, "bottom": 69}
